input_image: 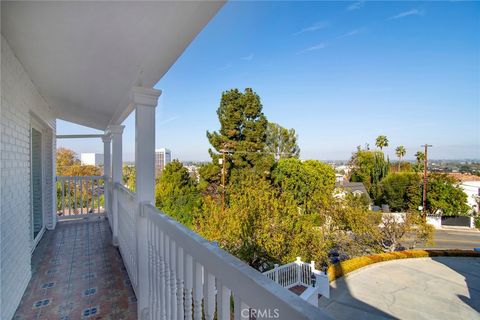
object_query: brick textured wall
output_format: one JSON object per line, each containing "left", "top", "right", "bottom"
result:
{"left": 1, "top": 35, "right": 56, "bottom": 320}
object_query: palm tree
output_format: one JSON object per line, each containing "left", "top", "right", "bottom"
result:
{"left": 375, "top": 135, "right": 389, "bottom": 150}
{"left": 395, "top": 145, "right": 406, "bottom": 171}
{"left": 415, "top": 151, "right": 425, "bottom": 172}
{"left": 415, "top": 151, "right": 425, "bottom": 163}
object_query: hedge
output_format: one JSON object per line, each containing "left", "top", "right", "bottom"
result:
{"left": 327, "top": 249, "right": 480, "bottom": 282}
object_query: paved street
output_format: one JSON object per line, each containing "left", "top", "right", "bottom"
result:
{"left": 426, "top": 228, "right": 480, "bottom": 250}
{"left": 319, "top": 257, "right": 480, "bottom": 320}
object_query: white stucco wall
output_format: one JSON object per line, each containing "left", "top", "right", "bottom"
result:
{"left": 460, "top": 181, "right": 480, "bottom": 214}
{"left": 1, "top": 35, "right": 56, "bottom": 320}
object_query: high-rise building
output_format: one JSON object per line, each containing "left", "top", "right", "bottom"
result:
{"left": 80, "top": 153, "right": 104, "bottom": 166}
{"left": 155, "top": 148, "right": 171, "bottom": 176}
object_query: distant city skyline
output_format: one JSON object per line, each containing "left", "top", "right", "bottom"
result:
{"left": 57, "top": 1, "right": 480, "bottom": 161}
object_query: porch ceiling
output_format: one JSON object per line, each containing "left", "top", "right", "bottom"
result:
{"left": 1, "top": 1, "right": 224, "bottom": 130}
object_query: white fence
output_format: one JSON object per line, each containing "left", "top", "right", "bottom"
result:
{"left": 263, "top": 258, "right": 330, "bottom": 301}
{"left": 56, "top": 176, "right": 104, "bottom": 220}
{"left": 112, "top": 183, "right": 329, "bottom": 320}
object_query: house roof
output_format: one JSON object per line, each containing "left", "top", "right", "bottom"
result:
{"left": 335, "top": 181, "right": 369, "bottom": 195}
{"left": 448, "top": 173, "right": 480, "bottom": 182}
{"left": 1, "top": 1, "right": 224, "bottom": 130}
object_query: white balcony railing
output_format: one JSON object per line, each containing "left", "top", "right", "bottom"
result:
{"left": 56, "top": 176, "right": 105, "bottom": 220}
{"left": 263, "top": 258, "right": 330, "bottom": 302}
{"left": 116, "top": 183, "right": 139, "bottom": 293}
{"left": 113, "top": 183, "right": 330, "bottom": 320}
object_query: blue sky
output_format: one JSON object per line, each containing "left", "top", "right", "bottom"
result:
{"left": 58, "top": 1, "right": 480, "bottom": 162}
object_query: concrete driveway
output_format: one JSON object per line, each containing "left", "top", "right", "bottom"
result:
{"left": 319, "top": 257, "right": 480, "bottom": 319}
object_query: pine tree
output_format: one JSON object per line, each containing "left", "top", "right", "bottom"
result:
{"left": 265, "top": 122, "right": 300, "bottom": 160}
{"left": 155, "top": 160, "right": 200, "bottom": 227}
{"left": 205, "top": 88, "right": 271, "bottom": 184}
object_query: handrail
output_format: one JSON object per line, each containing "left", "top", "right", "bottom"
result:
{"left": 115, "top": 182, "right": 135, "bottom": 199}
{"left": 57, "top": 175, "right": 104, "bottom": 179}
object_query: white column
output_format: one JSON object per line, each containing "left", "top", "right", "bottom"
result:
{"left": 102, "top": 134, "right": 112, "bottom": 216}
{"left": 132, "top": 86, "right": 161, "bottom": 318}
{"left": 109, "top": 125, "right": 125, "bottom": 246}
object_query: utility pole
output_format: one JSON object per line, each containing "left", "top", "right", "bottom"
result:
{"left": 219, "top": 144, "right": 229, "bottom": 214}
{"left": 421, "top": 144, "right": 432, "bottom": 217}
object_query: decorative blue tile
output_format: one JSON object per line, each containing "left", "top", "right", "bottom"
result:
{"left": 33, "top": 299, "right": 50, "bottom": 308}
{"left": 83, "top": 306, "right": 98, "bottom": 317}
{"left": 83, "top": 288, "right": 97, "bottom": 296}
{"left": 46, "top": 268, "right": 58, "bottom": 275}
{"left": 14, "top": 220, "right": 137, "bottom": 319}
{"left": 41, "top": 282, "right": 55, "bottom": 289}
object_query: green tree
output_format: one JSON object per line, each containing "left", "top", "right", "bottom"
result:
{"left": 202, "top": 88, "right": 272, "bottom": 197}
{"left": 265, "top": 122, "right": 300, "bottom": 160}
{"left": 56, "top": 148, "right": 79, "bottom": 175}
{"left": 271, "top": 158, "right": 335, "bottom": 214}
{"left": 206, "top": 88, "right": 270, "bottom": 173}
{"left": 320, "top": 195, "right": 382, "bottom": 258}
{"left": 379, "top": 212, "right": 433, "bottom": 252}
{"left": 375, "top": 135, "right": 389, "bottom": 150}
{"left": 123, "top": 165, "right": 136, "bottom": 191}
{"left": 349, "top": 150, "right": 389, "bottom": 203}
{"left": 426, "top": 173, "right": 469, "bottom": 216}
{"left": 155, "top": 160, "right": 201, "bottom": 227}
{"left": 380, "top": 173, "right": 422, "bottom": 212}
{"left": 414, "top": 151, "right": 425, "bottom": 172}
{"left": 195, "top": 171, "right": 328, "bottom": 270}
{"left": 395, "top": 145, "right": 406, "bottom": 171}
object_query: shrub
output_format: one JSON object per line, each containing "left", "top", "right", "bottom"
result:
{"left": 327, "top": 249, "right": 480, "bottom": 282}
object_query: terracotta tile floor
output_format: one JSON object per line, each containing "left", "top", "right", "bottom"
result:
{"left": 13, "top": 217, "right": 137, "bottom": 320}
{"left": 289, "top": 284, "right": 308, "bottom": 296}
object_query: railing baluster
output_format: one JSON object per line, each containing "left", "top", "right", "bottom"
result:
{"left": 80, "top": 177, "right": 83, "bottom": 215}
{"left": 97, "top": 178, "right": 100, "bottom": 214}
{"left": 147, "top": 218, "right": 152, "bottom": 320}
{"left": 73, "top": 177, "right": 77, "bottom": 214}
{"left": 85, "top": 178, "right": 89, "bottom": 214}
{"left": 217, "top": 280, "right": 231, "bottom": 320}
{"left": 154, "top": 221, "right": 160, "bottom": 320}
{"left": 193, "top": 261, "right": 203, "bottom": 320}
{"left": 90, "top": 177, "right": 94, "bottom": 214}
{"left": 159, "top": 230, "right": 167, "bottom": 320}
{"left": 164, "top": 234, "right": 171, "bottom": 320}
{"left": 234, "top": 294, "right": 241, "bottom": 319}
{"left": 203, "top": 270, "right": 215, "bottom": 320}
{"left": 61, "top": 178, "right": 65, "bottom": 216}
{"left": 184, "top": 254, "right": 193, "bottom": 320}
{"left": 176, "top": 246, "right": 184, "bottom": 320}
{"left": 170, "top": 240, "right": 177, "bottom": 320}
{"left": 68, "top": 177, "right": 71, "bottom": 216}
